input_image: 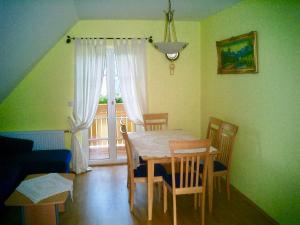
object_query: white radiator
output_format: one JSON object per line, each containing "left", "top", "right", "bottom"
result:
{"left": 0, "top": 130, "right": 65, "bottom": 150}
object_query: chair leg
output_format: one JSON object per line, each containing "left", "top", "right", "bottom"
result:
{"left": 201, "top": 193, "right": 206, "bottom": 225}
{"left": 226, "top": 175, "right": 230, "bottom": 200}
{"left": 163, "top": 183, "right": 167, "bottom": 213}
{"left": 128, "top": 182, "right": 130, "bottom": 203}
{"left": 213, "top": 177, "right": 217, "bottom": 190}
{"left": 157, "top": 182, "right": 162, "bottom": 201}
{"left": 130, "top": 182, "right": 134, "bottom": 211}
{"left": 218, "top": 177, "right": 221, "bottom": 193}
{"left": 194, "top": 194, "right": 197, "bottom": 210}
{"left": 127, "top": 177, "right": 132, "bottom": 203}
{"left": 127, "top": 169, "right": 130, "bottom": 188}
{"left": 198, "top": 192, "right": 201, "bottom": 208}
{"left": 172, "top": 194, "right": 177, "bottom": 225}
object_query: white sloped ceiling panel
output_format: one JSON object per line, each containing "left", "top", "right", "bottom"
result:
{"left": 0, "top": 0, "right": 78, "bottom": 102}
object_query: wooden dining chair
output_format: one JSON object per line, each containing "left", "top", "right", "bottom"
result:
{"left": 213, "top": 121, "right": 238, "bottom": 200}
{"left": 206, "top": 117, "right": 223, "bottom": 148}
{"left": 120, "top": 124, "right": 166, "bottom": 211}
{"left": 163, "top": 139, "right": 211, "bottom": 225}
{"left": 143, "top": 113, "right": 168, "bottom": 131}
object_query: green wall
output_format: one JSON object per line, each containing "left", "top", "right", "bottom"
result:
{"left": 0, "top": 1, "right": 299, "bottom": 224}
{"left": 0, "top": 20, "right": 202, "bottom": 137}
{"left": 0, "top": 38, "right": 74, "bottom": 131}
{"left": 200, "top": 0, "right": 300, "bottom": 224}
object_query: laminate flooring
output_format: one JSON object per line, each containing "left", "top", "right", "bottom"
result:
{"left": 1, "top": 165, "right": 276, "bottom": 225}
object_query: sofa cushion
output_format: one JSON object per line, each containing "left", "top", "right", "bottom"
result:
{"left": 0, "top": 136, "right": 33, "bottom": 156}
{"left": 20, "top": 150, "right": 72, "bottom": 174}
{"left": 0, "top": 164, "right": 24, "bottom": 209}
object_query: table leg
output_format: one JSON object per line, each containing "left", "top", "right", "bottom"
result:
{"left": 55, "top": 205, "right": 60, "bottom": 225}
{"left": 21, "top": 207, "right": 25, "bottom": 225}
{"left": 58, "top": 203, "right": 65, "bottom": 212}
{"left": 24, "top": 204, "right": 57, "bottom": 225}
{"left": 208, "top": 155, "right": 213, "bottom": 213}
{"left": 147, "top": 159, "right": 154, "bottom": 221}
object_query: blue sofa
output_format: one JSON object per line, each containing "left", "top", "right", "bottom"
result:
{"left": 0, "top": 135, "right": 72, "bottom": 210}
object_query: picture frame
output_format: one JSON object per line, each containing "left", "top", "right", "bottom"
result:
{"left": 216, "top": 31, "right": 258, "bottom": 74}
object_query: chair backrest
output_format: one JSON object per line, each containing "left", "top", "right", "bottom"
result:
{"left": 143, "top": 113, "right": 168, "bottom": 131}
{"left": 120, "top": 124, "right": 134, "bottom": 179}
{"left": 206, "top": 117, "right": 223, "bottom": 148}
{"left": 216, "top": 121, "right": 238, "bottom": 170}
{"left": 169, "top": 139, "right": 211, "bottom": 193}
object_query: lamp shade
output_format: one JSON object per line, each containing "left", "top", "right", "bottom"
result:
{"left": 153, "top": 41, "right": 188, "bottom": 54}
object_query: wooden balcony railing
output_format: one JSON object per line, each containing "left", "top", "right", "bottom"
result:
{"left": 89, "top": 103, "right": 135, "bottom": 160}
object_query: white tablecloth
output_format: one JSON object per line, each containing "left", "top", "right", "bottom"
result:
{"left": 128, "top": 130, "right": 217, "bottom": 168}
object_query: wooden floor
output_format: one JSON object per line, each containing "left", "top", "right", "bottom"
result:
{"left": 1, "top": 165, "right": 275, "bottom": 225}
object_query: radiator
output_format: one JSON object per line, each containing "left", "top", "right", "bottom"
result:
{"left": 0, "top": 130, "right": 65, "bottom": 150}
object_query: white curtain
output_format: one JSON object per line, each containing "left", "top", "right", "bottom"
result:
{"left": 69, "top": 39, "right": 106, "bottom": 174}
{"left": 113, "top": 39, "right": 148, "bottom": 125}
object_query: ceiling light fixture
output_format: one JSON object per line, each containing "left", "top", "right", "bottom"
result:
{"left": 153, "top": 0, "right": 188, "bottom": 55}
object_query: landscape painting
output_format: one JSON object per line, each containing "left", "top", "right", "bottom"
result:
{"left": 216, "top": 31, "right": 258, "bottom": 74}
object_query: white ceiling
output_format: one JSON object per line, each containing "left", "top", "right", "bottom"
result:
{"left": 0, "top": 0, "right": 78, "bottom": 103}
{"left": 74, "top": 0, "right": 241, "bottom": 21}
{"left": 0, "top": 0, "right": 241, "bottom": 103}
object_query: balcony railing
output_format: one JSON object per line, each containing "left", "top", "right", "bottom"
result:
{"left": 89, "top": 103, "right": 135, "bottom": 160}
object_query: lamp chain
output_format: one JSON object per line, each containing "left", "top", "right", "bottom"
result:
{"left": 171, "top": 18, "right": 177, "bottom": 41}
{"left": 169, "top": 62, "right": 175, "bottom": 76}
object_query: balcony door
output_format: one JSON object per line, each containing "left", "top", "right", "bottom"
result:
{"left": 88, "top": 49, "right": 134, "bottom": 165}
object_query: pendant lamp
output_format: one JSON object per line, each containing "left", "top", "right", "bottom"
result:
{"left": 153, "top": 0, "right": 188, "bottom": 54}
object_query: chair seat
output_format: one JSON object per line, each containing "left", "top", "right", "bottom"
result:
{"left": 134, "top": 164, "right": 166, "bottom": 178}
{"left": 213, "top": 160, "right": 227, "bottom": 172}
{"left": 139, "top": 156, "right": 147, "bottom": 164}
{"left": 199, "top": 160, "right": 227, "bottom": 172}
{"left": 163, "top": 173, "right": 202, "bottom": 188}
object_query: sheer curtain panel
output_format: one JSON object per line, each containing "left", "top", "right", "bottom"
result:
{"left": 69, "top": 39, "right": 106, "bottom": 174}
{"left": 113, "top": 39, "right": 148, "bottom": 125}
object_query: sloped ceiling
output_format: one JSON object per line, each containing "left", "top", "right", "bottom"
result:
{"left": 74, "top": 0, "right": 241, "bottom": 20}
{"left": 0, "top": 0, "right": 78, "bottom": 103}
{"left": 0, "top": 0, "right": 240, "bottom": 103}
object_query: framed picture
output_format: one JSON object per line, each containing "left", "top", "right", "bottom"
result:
{"left": 216, "top": 31, "right": 258, "bottom": 74}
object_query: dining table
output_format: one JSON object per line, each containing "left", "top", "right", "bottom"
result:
{"left": 128, "top": 129, "right": 217, "bottom": 221}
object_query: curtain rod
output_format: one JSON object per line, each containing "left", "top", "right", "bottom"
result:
{"left": 66, "top": 35, "right": 153, "bottom": 44}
